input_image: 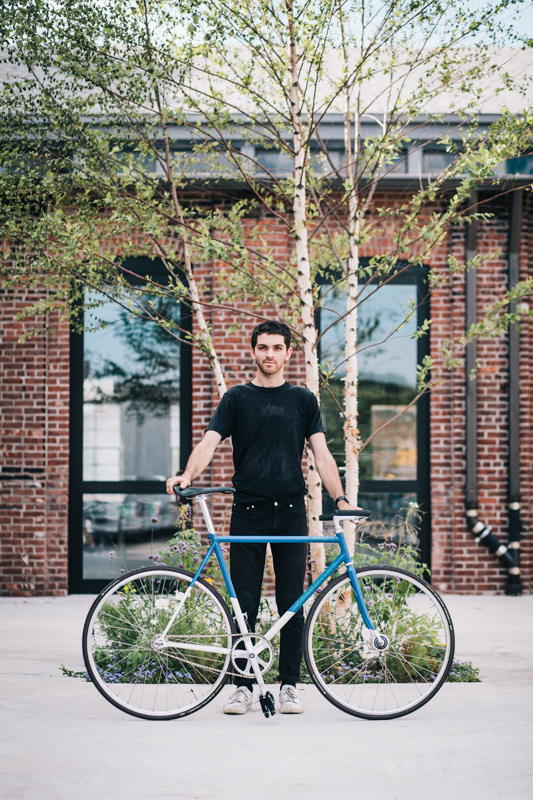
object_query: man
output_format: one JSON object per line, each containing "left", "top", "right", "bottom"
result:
{"left": 166, "top": 320, "right": 359, "bottom": 715}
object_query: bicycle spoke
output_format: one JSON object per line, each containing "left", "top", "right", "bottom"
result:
{"left": 305, "top": 568, "right": 454, "bottom": 719}
{"left": 84, "top": 569, "right": 234, "bottom": 719}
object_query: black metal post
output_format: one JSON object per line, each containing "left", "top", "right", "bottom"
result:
{"left": 465, "top": 192, "right": 478, "bottom": 510}
{"left": 464, "top": 193, "right": 514, "bottom": 572}
{"left": 506, "top": 190, "right": 523, "bottom": 595}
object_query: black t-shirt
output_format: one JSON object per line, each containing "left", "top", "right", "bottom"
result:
{"left": 206, "top": 381, "right": 325, "bottom": 502}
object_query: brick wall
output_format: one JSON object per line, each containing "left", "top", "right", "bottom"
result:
{"left": 0, "top": 291, "right": 70, "bottom": 596}
{"left": 0, "top": 192, "right": 531, "bottom": 595}
{"left": 430, "top": 194, "right": 532, "bottom": 593}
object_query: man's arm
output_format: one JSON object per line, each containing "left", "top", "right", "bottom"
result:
{"left": 166, "top": 430, "right": 222, "bottom": 494}
{"left": 309, "top": 432, "right": 362, "bottom": 510}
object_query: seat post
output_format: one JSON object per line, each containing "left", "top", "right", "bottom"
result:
{"left": 195, "top": 495, "right": 217, "bottom": 535}
{"left": 333, "top": 515, "right": 344, "bottom": 535}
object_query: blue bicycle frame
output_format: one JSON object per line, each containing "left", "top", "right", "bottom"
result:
{"left": 188, "top": 495, "right": 375, "bottom": 628}
{"left": 158, "top": 493, "right": 378, "bottom": 704}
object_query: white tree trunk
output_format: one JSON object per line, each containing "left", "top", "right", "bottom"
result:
{"left": 343, "top": 218, "right": 360, "bottom": 555}
{"left": 184, "top": 252, "right": 227, "bottom": 399}
{"left": 286, "top": 1, "right": 325, "bottom": 577}
{"left": 343, "top": 90, "right": 361, "bottom": 556}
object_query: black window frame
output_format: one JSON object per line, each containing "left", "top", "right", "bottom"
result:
{"left": 318, "top": 265, "right": 431, "bottom": 571}
{"left": 68, "top": 257, "right": 192, "bottom": 594}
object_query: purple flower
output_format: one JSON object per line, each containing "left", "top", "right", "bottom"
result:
{"left": 109, "top": 551, "right": 115, "bottom": 559}
{"left": 121, "top": 569, "right": 125, "bottom": 574}
{"left": 151, "top": 517, "right": 158, "bottom": 524}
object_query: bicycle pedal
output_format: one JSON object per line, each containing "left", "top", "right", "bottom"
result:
{"left": 259, "top": 691, "right": 276, "bottom": 718}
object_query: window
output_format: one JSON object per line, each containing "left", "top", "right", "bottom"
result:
{"left": 507, "top": 155, "right": 533, "bottom": 175}
{"left": 423, "top": 150, "right": 454, "bottom": 175}
{"left": 256, "top": 148, "right": 295, "bottom": 176}
{"left": 319, "top": 269, "right": 430, "bottom": 564}
{"left": 83, "top": 295, "right": 181, "bottom": 482}
{"left": 69, "top": 258, "right": 192, "bottom": 592}
{"left": 383, "top": 150, "right": 408, "bottom": 175}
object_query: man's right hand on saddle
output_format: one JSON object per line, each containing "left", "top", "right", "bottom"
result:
{"left": 166, "top": 473, "right": 192, "bottom": 495}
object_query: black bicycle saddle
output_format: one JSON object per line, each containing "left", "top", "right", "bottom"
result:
{"left": 173, "top": 486, "right": 235, "bottom": 498}
{"left": 319, "top": 509, "right": 372, "bottom": 521}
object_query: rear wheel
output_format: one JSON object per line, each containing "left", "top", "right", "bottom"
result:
{"left": 83, "top": 567, "right": 235, "bottom": 720}
{"left": 304, "top": 566, "right": 454, "bottom": 719}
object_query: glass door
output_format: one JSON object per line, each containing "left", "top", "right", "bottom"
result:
{"left": 68, "top": 258, "right": 192, "bottom": 592}
{"left": 319, "top": 269, "right": 430, "bottom": 566}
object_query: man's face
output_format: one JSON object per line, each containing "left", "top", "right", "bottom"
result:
{"left": 251, "top": 333, "right": 292, "bottom": 376}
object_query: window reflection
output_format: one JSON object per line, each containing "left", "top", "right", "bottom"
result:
{"left": 357, "top": 492, "right": 418, "bottom": 534}
{"left": 370, "top": 405, "right": 416, "bottom": 480}
{"left": 82, "top": 291, "right": 182, "bottom": 581}
{"left": 320, "top": 283, "right": 418, "bottom": 479}
{"left": 83, "top": 294, "right": 180, "bottom": 481}
{"left": 507, "top": 155, "right": 533, "bottom": 175}
{"left": 83, "top": 493, "right": 178, "bottom": 579}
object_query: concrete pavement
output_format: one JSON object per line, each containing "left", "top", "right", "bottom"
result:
{"left": 1, "top": 593, "right": 532, "bottom": 800}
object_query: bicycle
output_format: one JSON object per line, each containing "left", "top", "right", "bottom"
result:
{"left": 82, "top": 486, "right": 455, "bottom": 721}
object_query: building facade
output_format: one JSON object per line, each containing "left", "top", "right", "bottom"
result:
{"left": 1, "top": 137, "right": 532, "bottom": 597}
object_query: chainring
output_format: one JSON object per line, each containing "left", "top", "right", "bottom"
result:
{"left": 230, "top": 633, "right": 274, "bottom": 677}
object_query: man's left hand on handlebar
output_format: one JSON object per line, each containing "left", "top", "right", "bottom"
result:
{"left": 336, "top": 499, "right": 363, "bottom": 512}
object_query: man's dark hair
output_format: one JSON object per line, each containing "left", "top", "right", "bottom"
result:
{"left": 251, "top": 320, "right": 291, "bottom": 350}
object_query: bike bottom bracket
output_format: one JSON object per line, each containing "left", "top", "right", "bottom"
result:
{"left": 231, "top": 634, "right": 274, "bottom": 677}
{"left": 259, "top": 691, "right": 276, "bottom": 718}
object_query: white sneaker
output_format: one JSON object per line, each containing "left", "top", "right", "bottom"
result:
{"left": 279, "top": 685, "right": 304, "bottom": 714}
{"left": 223, "top": 686, "right": 253, "bottom": 715}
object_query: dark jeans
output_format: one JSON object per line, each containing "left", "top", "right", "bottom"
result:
{"left": 229, "top": 497, "right": 308, "bottom": 688}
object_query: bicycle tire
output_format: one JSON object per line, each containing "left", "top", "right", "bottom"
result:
{"left": 304, "top": 566, "right": 455, "bottom": 720}
{"left": 83, "top": 567, "right": 236, "bottom": 720}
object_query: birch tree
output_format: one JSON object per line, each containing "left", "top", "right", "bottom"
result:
{"left": 0, "top": 0, "right": 241, "bottom": 397}
{"left": 170, "top": 0, "right": 533, "bottom": 563}
{"left": 306, "top": 0, "right": 533, "bottom": 552}
{"left": 2, "top": 0, "right": 533, "bottom": 571}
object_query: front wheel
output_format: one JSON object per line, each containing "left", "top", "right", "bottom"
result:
{"left": 83, "top": 567, "right": 236, "bottom": 720}
{"left": 304, "top": 567, "right": 455, "bottom": 719}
